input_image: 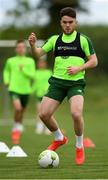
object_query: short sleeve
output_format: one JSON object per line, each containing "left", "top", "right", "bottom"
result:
{"left": 80, "top": 35, "right": 96, "bottom": 56}
{"left": 42, "top": 35, "right": 58, "bottom": 53}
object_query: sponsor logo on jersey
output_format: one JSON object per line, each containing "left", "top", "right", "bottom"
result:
{"left": 58, "top": 46, "right": 77, "bottom": 51}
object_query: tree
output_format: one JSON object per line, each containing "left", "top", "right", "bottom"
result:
{"left": 1, "top": 0, "right": 87, "bottom": 39}
{"left": 5, "top": 0, "right": 85, "bottom": 29}
{"left": 5, "top": 0, "right": 42, "bottom": 28}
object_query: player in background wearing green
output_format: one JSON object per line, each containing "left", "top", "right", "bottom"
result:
{"left": 29, "top": 7, "right": 98, "bottom": 165}
{"left": 3, "top": 40, "right": 36, "bottom": 144}
{"left": 32, "top": 58, "right": 52, "bottom": 135}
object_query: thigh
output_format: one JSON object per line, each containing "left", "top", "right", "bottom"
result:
{"left": 67, "top": 85, "right": 84, "bottom": 101}
{"left": 40, "top": 96, "right": 60, "bottom": 116}
{"left": 9, "top": 91, "right": 22, "bottom": 109}
{"left": 69, "top": 95, "right": 84, "bottom": 114}
{"left": 13, "top": 99, "right": 23, "bottom": 110}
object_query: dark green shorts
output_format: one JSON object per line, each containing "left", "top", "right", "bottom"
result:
{"left": 45, "top": 77, "right": 86, "bottom": 103}
{"left": 9, "top": 91, "right": 30, "bottom": 108}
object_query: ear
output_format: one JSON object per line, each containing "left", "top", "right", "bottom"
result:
{"left": 60, "top": 19, "right": 62, "bottom": 26}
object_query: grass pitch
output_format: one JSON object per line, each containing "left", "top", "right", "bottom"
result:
{"left": 0, "top": 82, "right": 108, "bottom": 179}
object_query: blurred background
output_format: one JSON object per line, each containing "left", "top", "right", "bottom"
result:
{"left": 0, "top": 1, "right": 108, "bottom": 178}
{"left": 0, "top": 0, "right": 108, "bottom": 123}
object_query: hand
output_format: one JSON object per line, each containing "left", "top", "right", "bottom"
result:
{"left": 19, "top": 64, "right": 24, "bottom": 70}
{"left": 28, "top": 32, "right": 37, "bottom": 47}
{"left": 67, "top": 66, "right": 81, "bottom": 75}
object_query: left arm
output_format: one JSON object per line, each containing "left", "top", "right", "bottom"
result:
{"left": 79, "top": 54, "right": 98, "bottom": 70}
{"left": 3, "top": 59, "right": 10, "bottom": 86}
{"left": 68, "top": 54, "right": 98, "bottom": 75}
{"left": 68, "top": 35, "right": 98, "bottom": 75}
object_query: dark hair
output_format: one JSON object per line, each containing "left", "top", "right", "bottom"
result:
{"left": 16, "top": 39, "right": 25, "bottom": 46}
{"left": 60, "top": 7, "right": 76, "bottom": 19}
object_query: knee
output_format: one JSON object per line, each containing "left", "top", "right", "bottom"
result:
{"left": 39, "top": 111, "right": 51, "bottom": 121}
{"left": 15, "top": 106, "right": 23, "bottom": 113}
{"left": 71, "top": 111, "right": 82, "bottom": 121}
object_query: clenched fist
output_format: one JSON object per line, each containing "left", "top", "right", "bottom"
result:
{"left": 28, "top": 32, "right": 37, "bottom": 47}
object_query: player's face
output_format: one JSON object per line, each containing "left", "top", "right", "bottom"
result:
{"left": 60, "top": 16, "right": 77, "bottom": 35}
{"left": 16, "top": 43, "right": 26, "bottom": 56}
{"left": 38, "top": 60, "right": 47, "bottom": 69}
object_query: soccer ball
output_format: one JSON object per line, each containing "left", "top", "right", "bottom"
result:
{"left": 38, "top": 150, "right": 59, "bottom": 168}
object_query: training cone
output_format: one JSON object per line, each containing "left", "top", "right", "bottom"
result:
{"left": 6, "top": 145, "right": 28, "bottom": 157}
{"left": 0, "top": 142, "right": 10, "bottom": 153}
{"left": 83, "top": 137, "right": 95, "bottom": 148}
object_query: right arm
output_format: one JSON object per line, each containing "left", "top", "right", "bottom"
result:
{"left": 28, "top": 33, "right": 45, "bottom": 59}
{"left": 28, "top": 33, "right": 56, "bottom": 60}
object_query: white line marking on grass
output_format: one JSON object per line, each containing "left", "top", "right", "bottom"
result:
{"left": 0, "top": 119, "right": 35, "bottom": 126}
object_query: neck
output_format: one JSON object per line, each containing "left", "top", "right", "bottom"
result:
{"left": 63, "top": 30, "right": 75, "bottom": 36}
{"left": 17, "top": 54, "right": 25, "bottom": 56}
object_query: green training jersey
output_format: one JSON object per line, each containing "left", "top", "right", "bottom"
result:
{"left": 42, "top": 31, "right": 95, "bottom": 81}
{"left": 3, "top": 55, "right": 36, "bottom": 94}
{"left": 32, "top": 69, "right": 52, "bottom": 97}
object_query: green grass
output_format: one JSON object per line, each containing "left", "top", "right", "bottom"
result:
{"left": 0, "top": 83, "right": 108, "bottom": 179}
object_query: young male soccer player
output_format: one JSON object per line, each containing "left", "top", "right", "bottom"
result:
{"left": 28, "top": 7, "right": 98, "bottom": 165}
{"left": 3, "top": 40, "right": 36, "bottom": 144}
{"left": 32, "top": 58, "right": 52, "bottom": 134}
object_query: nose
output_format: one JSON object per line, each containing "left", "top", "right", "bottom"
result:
{"left": 66, "top": 23, "right": 70, "bottom": 27}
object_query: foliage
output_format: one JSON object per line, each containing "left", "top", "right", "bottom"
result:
{"left": 4, "top": 0, "right": 83, "bottom": 28}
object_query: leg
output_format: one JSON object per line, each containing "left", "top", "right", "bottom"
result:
{"left": 13, "top": 93, "right": 29, "bottom": 130}
{"left": 39, "top": 82, "right": 67, "bottom": 131}
{"left": 35, "top": 102, "right": 45, "bottom": 134}
{"left": 9, "top": 92, "right": 29, "bottom": 144}
{"left": 39, "top": 96, "right": 60, "bottom": 132}
{"left": 69, "top": 95, "right": 84, "bottom": 137}
{"left": 11, "top": 99, "right": 24, "bottom": 144}
{"left": 12, "top": 99, "right": 24, "bottom": 123}
{"left": 39, "top": 96, "right": 68, "bottom": 150}
{"left": 69, "top": 95, "right": 85, "bottom": 165}
{"left": 36, "top": 101, "right": 52, "bottom": 135}
{"left": 39, "top": 82, "right": 68, "bottom": 150}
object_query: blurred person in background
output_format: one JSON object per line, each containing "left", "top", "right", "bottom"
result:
{"left": 3, "top": 40, "right": 36, "bottom": 144}
{"left": 29, "top": 7, "right": 98, "bottom": 165}
{"left": 32, "top": 57, "right": 52, "bottom": 135}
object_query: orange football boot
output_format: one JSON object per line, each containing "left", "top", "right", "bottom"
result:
{"left": 47, "top": 136, "right": 68, "bottom": 151}
{"left": 76, "top": 147, "right": 85, "bottom": 165}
